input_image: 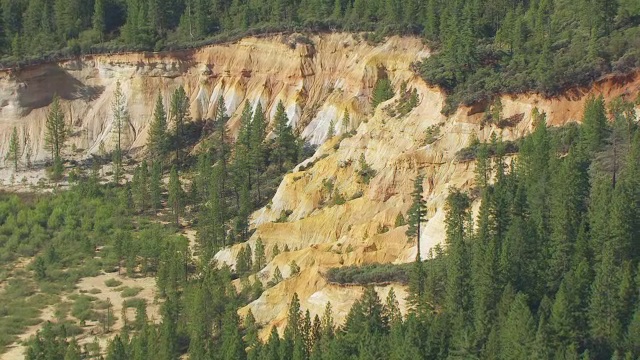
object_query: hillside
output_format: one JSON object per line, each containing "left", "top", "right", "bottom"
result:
{"left": 1, "top": 33, "right": 640, "bottom": 359}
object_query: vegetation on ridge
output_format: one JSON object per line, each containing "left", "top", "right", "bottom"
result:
{"left": 0, "top": 0, "right": 638, "bottom": 113}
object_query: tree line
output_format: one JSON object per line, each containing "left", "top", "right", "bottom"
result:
{"left": 1, "top": 0, "right": 638, "bottom": 113}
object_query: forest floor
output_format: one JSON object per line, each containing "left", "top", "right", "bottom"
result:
{"left": 1, "top": 271, "right": 160, "bottom": 360}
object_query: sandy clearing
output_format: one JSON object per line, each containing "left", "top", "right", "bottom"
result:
{"left": 2, "top": 306, "right": 56, "bottom": 360}
{"left": 1, "top": 272, "right": 159, "bottom": 360}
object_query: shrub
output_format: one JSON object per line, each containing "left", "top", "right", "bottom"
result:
{"left": 372, "top": 76, "right": 395, "bottom": 108}
{"left": 357, "top": 154, "right": 376, "bottom": 184}
{"left": 325, "top": 263, "right": 411, "bottom": 285}
{"left": 289, "top": 261, "right": 300, "bottom": 276}
{"left": 423, "top": 124, "right": 442, "bottom": 145}
{"left": 71, "top": 295, "right": 97, "bottom": 323}
{"left": 120, "top": 286, "right": 143, "bottom": 298}
{"left": 123, "top": 298, "right": 146, "bottom": 309}
{"left": 104, "top": 278, "right": 122, "bottom": 288}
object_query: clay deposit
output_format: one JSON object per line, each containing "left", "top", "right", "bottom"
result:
{"left": 1, "top": 32, "right": 639, "bottom": 339}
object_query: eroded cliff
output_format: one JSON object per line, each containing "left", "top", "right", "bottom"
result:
{"left": 1, "top": 32, "right": 639, "bottom": 339}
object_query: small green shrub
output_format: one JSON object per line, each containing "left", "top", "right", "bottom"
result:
{"left": 289, "top": 261, "right": 300, "bottom": 276}
{"left": 104, "top": 278, "right": 122, "bottom": 288}
{"left": 120, "top": 286, "right": 143, "bottom": 298}
{"left": 325, "top": 263, "right": 411, "bottom": 285}
{"left": 372, "top": 76, "right": 395, "bottom": 108}
{"left": 123, "top": 298, "right": 146, "bottom": 309}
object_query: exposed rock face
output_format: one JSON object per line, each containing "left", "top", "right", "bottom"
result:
{"left": 0, "top": 33, "right": 428, "bottom": 163}
{"left": 1, "top": 33, "right": 639, "bottom": 338}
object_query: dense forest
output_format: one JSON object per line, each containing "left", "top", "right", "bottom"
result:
{"left": 13, "top": 87, "right": 640, "bottom": 359}
{"left": 1, "top": 0, "right": 639, "bottom": 110}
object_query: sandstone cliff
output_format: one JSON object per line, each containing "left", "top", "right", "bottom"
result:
{"left": 1, "top": 32, "right": 638, "bottom": 338}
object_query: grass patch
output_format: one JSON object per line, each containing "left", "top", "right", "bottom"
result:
{"left": 104, "top": 278, "right": 122, "bottom": 288}
{"left": 123, "top": 298, "right": 146, "bottom": 309}
{"left": 0, "top": 279, "right": 58, "bottom": 353}
{"left": 71, "top": 295, "right": 97, "bottom": 323}
{"left": 120, "top": 286, "right": 143, "bottom": 298}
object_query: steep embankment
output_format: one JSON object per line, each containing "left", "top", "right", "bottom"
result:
{"left": 230, "top": 70, "right": 640, "bottom": 337}
{"left": 0, "top": 33, "right": 428, "bottom": 163}
{"left": 1, "top": 33, "right": 639, "bottom": 338}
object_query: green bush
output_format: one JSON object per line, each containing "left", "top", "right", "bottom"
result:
{"left": 325, "top": 263, "right": 411, "bottom": 285}
{"left": 120, "top": 286, "right": 143, "bottom": 298}
{"left": 104, "top": 278, "right": 122, "bottom": 288}
{"left": 123, "top": 298, "right": 146, "bottom": 309}
{"left": 71, "top": 295, "right": 97, "bottom": 323}
{"left": 372, "top": 77, "right": 395, "bottom": 109}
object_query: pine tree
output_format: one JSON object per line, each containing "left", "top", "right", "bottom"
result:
{"left": 106, "top": 335, "right": 128, "bottom": 360}
{"left": 406, "top": 175, "right": 427, "bottom": 260}
{"left": 221, "top": 307, "right": 246, "bottom": 360}
{"left": 581, "top": 95, "right": 609, "bottom": 154}
{"left": 168, "top": 165, "right": 183, "bottom": 227}
{"left": 112, "top": 81, "right": 128, "bottom": 184}
{"left": 500, "top": 293, "right": 535, "bottom": 359}
{"left": 64, "top": 338, "right": 81, "bottom": 360}
{"left": 133, "top": 161, "right": 150, "bottom": 212}
{"left": 6, "top": 126, "right": 20, "bottom": 171}
{"left": 254, "top": 238, "right": 266, "bottom": 272}
{"left": 273, "top": 101, "right": 296, "bottom": 171}
{"left": 148, "top": 93, "right": 168, "bottom": 161}
{"left": 588, "top": 243, "right": 623, "bottom": 354}
{"left": 371, "top": 77, "right": 394, "bottom": 108}
{"left": 170, "top": 86, "right": 190, "bottom": 167}
{"left": 214, "top": 96, "right": 230, "bottom": 193}
{"left": 150, "top": 161, "right": 163, "bottom": 212}
{"left": 341, "top": 110, "right": 351, "bottom": 133}
{"left": 92, "top": 0, "right": 105, "bottom": 42}
{"left": 250, "top": 102, "right": 267, "bottom": 203}
{"left": 265, "top": 326, "right": 281, "bottom": 360}
{"left": 159, "top": 292, "right": 179, "bottom": 360}
{"left": 245, "top": 310, "right": 261, "bottom": 360}
{"left": 44, "top": 94, "right": 68, "bottom": 163}
{"left": 188, "top": 286, "right": 207, "bottom": 360}
{"left": 475, "top": 143, "right": 490, "bottom": 189}
{"left": 444, "top": 189, "right": 472, "bottom": 317}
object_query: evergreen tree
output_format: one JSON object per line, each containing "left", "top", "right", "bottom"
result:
{"left": 64, "top": 338, "right": 81, "bottom": 360}
{"left": 273, "top": 101, "right": 296, "bottom": 171}
{"left": 150, "top": 161, "right": 163, "bottom": 211}
{"left": 106, "top": 335, "right": 128, "bottom": 360}
{"left": 250, "top": 102, "right": 267, "bottom": 203}
{"left": 221, "top": 307, "right": 246, "bottom": 360}
{"left": 588, "top": 243, "right": 623, "bottom": 355}
{"left": 44, "top": 94, "right": 68, "bottom": 174}
{"left": 500, "top": 293, "right": 535, "bottom": 360}
{"left": 92, "top": 0, "right": 105, "bottom": 42}
{"left": 253, "top": 238, "right": 266, "bottom": 272}
{"left": 371, "top": 76, "right": 394, "bottom": 108}
{"left": 170, "top": 86, "right": 190, "bottom": 167}
{"left": 148, "top": 93, "right": 168, "bottom": 161}
{"left": 6, "top": 126, "right": 20, "bottom": 171}
{"left": 168, "top": 165, "right": 183, "bottom": 227}
{"left": 406, "top": 174, "right": 427, "bottom": 260}
{"left": 444, "top": 189, "right": 472, "bottom": 319}
{"left": 214, "top": 96, "right": 230, "bottom": 192}
{"left": 581, "top": 95, "right": 609, "bottom": 154}
{"left": 111, "top": 81, "right": 128, "bottom": 184}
